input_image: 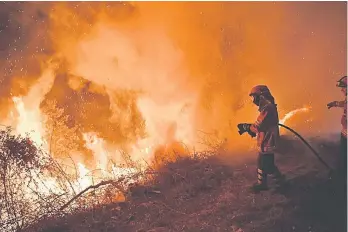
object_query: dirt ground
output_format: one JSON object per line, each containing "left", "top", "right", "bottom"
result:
{"left": 30, "top": 135, "right": 347, "bottom": 232}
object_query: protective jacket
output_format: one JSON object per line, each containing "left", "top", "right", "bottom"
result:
{"left": 250, "top": 97, "right": 280, "bottom": 154}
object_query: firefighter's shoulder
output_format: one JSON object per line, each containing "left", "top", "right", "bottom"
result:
{"left": 262, "top": 101, "right": 276, "bottom": 112}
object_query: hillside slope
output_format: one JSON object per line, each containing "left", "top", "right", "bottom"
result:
{"left": 31, "top": 135, "right": 346, "bottom": 232}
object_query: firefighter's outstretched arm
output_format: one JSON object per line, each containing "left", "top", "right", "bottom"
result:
{"left": 327, "top": 100, "right": 346, "bottom": 109}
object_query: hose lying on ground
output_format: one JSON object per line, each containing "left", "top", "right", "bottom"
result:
{"left": 278, "top": 123, "right": 333, "bottom": 172}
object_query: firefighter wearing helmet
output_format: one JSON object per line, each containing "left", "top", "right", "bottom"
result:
{"left": 327, "top": 75, "right": 347, "bottom": 181}
{"left": 237, "top": 85, "right": 285, "bottom": 192}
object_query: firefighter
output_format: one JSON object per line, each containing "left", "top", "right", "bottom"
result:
{"left": 238, "top": 85, "right": 285, "bottom": 192}
{"left": 327, "top": 75, "right": 347, "bottom": 181}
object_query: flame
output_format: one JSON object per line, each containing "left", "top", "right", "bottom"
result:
{"left": 1, "top": 3, "right": 296, "bottom": 169}
{"left": 279, "top": 106, "right": 311, "bottom": 125}
{"left": 77, "top": 162, "right": 94, "bottom": 190}
{"left": 0, "top": 2, "right": 343, "bottom": 163}
{"left": 6, "top": 70, "right": 312, "bottom": 198}
{"left": 83, "top": 133, "right": 109, "bottom": 171}
{"left": 7, "top": 68, "right": 54, "bottom": 145}
{"left": 7, "top": 96, "right": 138, "bottom": 198}
{"left": 12, "top": 97, "right": 46, "bottom": 146}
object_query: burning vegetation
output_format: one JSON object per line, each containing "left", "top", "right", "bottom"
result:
{"left": 0, "top": 1, "right": 346, "bottom": 232}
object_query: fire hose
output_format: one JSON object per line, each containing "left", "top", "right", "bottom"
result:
{"left": 238, "top": 123, "right": 334, "bottom": 173}
{"left": 278, "top": 123, "right": 333, "bottom": 173}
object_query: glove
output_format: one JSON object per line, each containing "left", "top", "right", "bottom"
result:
{"left": 237, "top": 123, "right": 256, "bottom": 138}
{"left": 327, "top": 101, "right": 337, "bottom": 109}
{"left": 237, "top": 123, "right": 251, "bottom": 135}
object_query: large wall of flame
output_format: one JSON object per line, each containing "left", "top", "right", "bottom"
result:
{"left": 0, "top": 2, "right": 346, "bottom": 159}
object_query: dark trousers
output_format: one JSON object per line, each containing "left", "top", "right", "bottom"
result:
{"left": 257, "top": 153, "right": 282, "bottom": 185}
{"left": 338, "top": 134, "right": 347, "bottom": 181}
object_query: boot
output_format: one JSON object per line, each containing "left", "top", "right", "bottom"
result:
{"left": 250, "top": 169, "right": 268, "bottom": 193}
{"left": 250, "top": 182, "right": 268, "bottom": 193}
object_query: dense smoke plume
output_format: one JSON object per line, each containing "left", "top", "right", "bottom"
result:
{"left": 0, "top": 2, "right": 346, "bottom": 165}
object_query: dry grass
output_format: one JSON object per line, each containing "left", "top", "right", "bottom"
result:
{"left": 23, "top": 135, "right": 346, "bottom": 232}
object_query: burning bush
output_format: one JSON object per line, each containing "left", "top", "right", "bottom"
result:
{"left": 0, "top": 128, "right": 43, "bottom": 170}
{"left": 0, "top": 126, "right": 144, "bottom": 232}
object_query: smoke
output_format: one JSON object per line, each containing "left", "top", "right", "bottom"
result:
{"left": 269, "top": 2, "right": 347, "bottom": 135}
{"left": 0, "top": 2, "right": 346, "bottom": 160}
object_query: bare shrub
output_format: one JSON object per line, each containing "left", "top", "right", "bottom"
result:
{"left": 0, "top": 127, "right": 137, "bottom": 232}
